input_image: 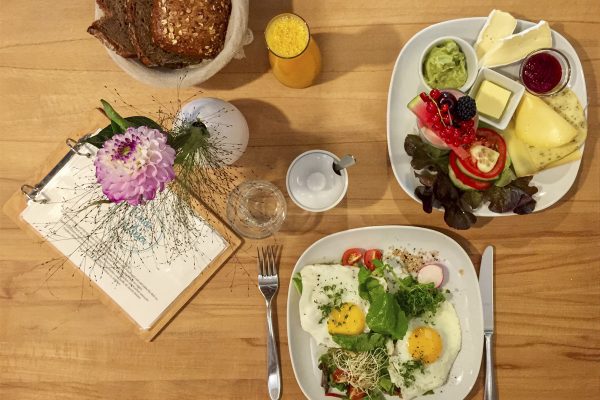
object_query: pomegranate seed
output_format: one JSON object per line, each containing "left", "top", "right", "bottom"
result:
{"left": 430, "top": 89, "right": 442, "bottom": 100}
{"left": 419, "top": 92, "right": 429, "bottom": 102}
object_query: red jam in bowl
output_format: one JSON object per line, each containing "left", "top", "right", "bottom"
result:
{"left": 521, "top": 52, "right": 563, "bottom": 94}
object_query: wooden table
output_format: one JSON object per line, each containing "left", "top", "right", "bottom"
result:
{"left": 1, "top": 1, "right": 599, "bottom": 399}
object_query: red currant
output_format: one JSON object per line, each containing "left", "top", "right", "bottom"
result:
{"left": 453, "top": 139, "right": 461, "bottom": 147}
{"left": 426, "top": 102, "right": 437, "bottom": 113}
{"left": 432, "top": 122, "right": 443, "bottom": 132}
{"left": 430, "top": 89, "right": 442, "bottom": 100}
{"left": 461, "top": 135, "right": 471, "bottom": 144}
{"left": 441, "top": 104, "right": 449, "bottom": 112}
{"left": 419, "top": 92, "right": 429, "bottom": 102}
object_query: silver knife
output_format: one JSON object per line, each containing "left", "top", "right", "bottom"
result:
{"left": 480, "top": 246, "right": 497, "bottom": 400}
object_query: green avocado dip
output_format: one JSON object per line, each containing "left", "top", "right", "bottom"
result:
{"left": 423, "top": 40, "right": 467, "bottom": 89}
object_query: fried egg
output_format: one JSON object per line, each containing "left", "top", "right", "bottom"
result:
{"left": 298, "top": 264, "right": 370, "bottom": 347}
{"left": 388, "top": 301, "right": 462, "bottom": 399}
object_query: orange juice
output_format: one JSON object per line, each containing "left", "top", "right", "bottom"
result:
{"left": 265, "top": 13, "right": 321, "bottom": 88}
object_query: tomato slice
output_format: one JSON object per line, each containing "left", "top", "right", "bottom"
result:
{"left": 347, "top": 386, "right": 367, "bottom": 400}
{"left": 449, "top": 152, "right": 493, "bottom": 191}
{"left": 363, "top": 249, "right": 383, "bottom": 271}
{"left": 458, "top": 127, "right": 507, "bottom": 179}
{"left": 332, "top": 368, "right": 347, "bottom": 383}
{"left": 342, "top": 248, "right": 364, "bottom": 266}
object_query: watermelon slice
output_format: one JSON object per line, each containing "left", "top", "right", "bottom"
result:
{"left": 407, "top": 90, "right": 478, "bottom": 159}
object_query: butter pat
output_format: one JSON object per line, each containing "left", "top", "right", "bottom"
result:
{"left": 475, "top": 80, "right": 511, "bottom": 119}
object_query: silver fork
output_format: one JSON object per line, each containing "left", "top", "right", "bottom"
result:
{"left": 257, "top": 246, "right": 281, "bottom": 400}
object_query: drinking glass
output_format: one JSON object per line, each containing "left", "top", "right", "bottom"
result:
{"left": 265, "top": 13, "right": 322, "bottom": 88}
{"left": 226, "top": 180, "right": 287, "bottom": 239}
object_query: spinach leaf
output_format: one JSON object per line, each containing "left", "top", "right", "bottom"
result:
{"left": 358, "top": 266, "right": 408, "bottom": 339}
{"left": 292, "top": 273, "right": 302, "bottom": 294}
{"left": 332, "top": 333, "right": 386, "bottom": 352}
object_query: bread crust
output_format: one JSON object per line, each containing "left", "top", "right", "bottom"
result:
{"left": 88, "top": 0, "right": 136, "bottom": 58}
{"left": 151, "top": 0, "right": 231, "bottom": 59}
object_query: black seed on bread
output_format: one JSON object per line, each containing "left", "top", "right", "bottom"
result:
{"left": 87, "top": 0, "right": 137, "bottom": 58}
{"left": 151, "top": 0, "right": 231, "bottom": 59}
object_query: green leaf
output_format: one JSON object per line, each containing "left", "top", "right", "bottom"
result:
{"left": 378, "top": 376, "right": 394, "bottom": 393}
{"left": 174, "top": 124, "right": 210, "bottom": 164}
{"left": 292, "top": 273, "right": 302, "bottom": 294}
{"left": 100, "top": 99, "right": 134, "bottom": 132}
{"left": 365, "top": 281, "right": 408, "bottom": 340}
{"left": 84, "top": 116, "right": 163, "bottom": 148}
{"left": 331, "top": 333, "right": 387, "bottom": 352}
{"left": 396, "top": 275, "right": 446, "bottom": 318}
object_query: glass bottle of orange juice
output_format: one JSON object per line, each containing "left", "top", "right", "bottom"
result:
{"left": 265, "top": 13, "right": 321, "bottom": 89}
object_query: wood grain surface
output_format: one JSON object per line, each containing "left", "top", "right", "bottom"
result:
{"left": 1, "top": 1, "right": 599, "bottom": 399}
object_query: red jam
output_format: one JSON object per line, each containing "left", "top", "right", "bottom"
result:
{"left": 521, "top": 52, "right": 563, "bottom": 94}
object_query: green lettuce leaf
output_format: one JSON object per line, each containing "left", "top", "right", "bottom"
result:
{"left": 332, "top": 333, "right": 387, "bottom": 352}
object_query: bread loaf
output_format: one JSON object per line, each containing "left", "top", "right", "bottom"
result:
{"left": 151, "top": 0, "right": 231, "bottom": 59}
{"left": 87, "top": 0, "right": 137, "bottom": 58}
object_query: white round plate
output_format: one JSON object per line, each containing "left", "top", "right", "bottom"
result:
{"left": 287, "top": 226, "right": 483, "bottom": 400}
{"left": 94, "top": 0, "right": 252, "bottom": 88}
{"left": 387, "top": 18, "right": 588, "bottom": 217}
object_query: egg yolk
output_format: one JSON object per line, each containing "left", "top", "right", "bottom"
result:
{"left": 408, "top": 326, "right": 443, "bottom": 364}
{"left": 327, "top": 303, "right": 365, "bottom": 335}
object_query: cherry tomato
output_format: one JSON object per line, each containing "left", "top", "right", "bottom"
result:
{"left": 341, "top": 248, "right": 364, "bottom": 266}
{"left": 458, "top": 128, "right": 507, "bottom": 180}
{"left": 363, "top": 249, "right": 383, "bottom": 271}
{"left": 347, "top": 386, "right": 367, "bottom": 400}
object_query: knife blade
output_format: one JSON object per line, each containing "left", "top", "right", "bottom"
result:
{"left": 480, "top": 246, "right": 494, "bottom": 333}
{"left": 479, "top": 245, "right": 497, "bottom": 400}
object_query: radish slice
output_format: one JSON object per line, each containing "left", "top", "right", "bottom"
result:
{"left": 418, "top": 263, "right": 445, "bottom": 288}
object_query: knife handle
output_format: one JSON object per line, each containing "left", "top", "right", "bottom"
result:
{"left": 484, "top": 331, "right": 498, "bottom": 400}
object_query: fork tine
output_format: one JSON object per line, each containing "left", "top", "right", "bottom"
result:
{"left": 257, "top": 247, "right": 262, "bottom": 276}
{"left": 270, "top": 245, "right": 278, "bottom": 275}
{"left": 269, "top": 246, "right": 276, "bottom": 276}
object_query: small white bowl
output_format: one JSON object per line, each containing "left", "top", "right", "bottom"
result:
{"left": 286, "top": 150, "right": 349, "bottom": 212}
{"left": 419, "top": 36, "right": 478, "bottom": 93}
{"left": 469, "top": 68, "right": 525, "bottom": 130}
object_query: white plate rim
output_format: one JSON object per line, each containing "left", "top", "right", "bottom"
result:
{"left": 286, "top": 225, "right": 484, "bottom": 400}
{"left": 386, "top": 17, "right": 588, "bottom": 217}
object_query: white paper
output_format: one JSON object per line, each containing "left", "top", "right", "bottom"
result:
{"left": 21, "top": 144, "right": 228, "bottom": 329}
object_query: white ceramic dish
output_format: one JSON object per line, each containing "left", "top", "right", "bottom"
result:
{"left": 287, "top": 226, "right": 483, "bottom": 400}
{"left": 469, "top": 68, "right": 525, "bottom": 130}
{"left": 387, "top": 18, "right": 588, "bottom": 217}
{"left": 93, "top": 0, "right": 253, "bottom": 88}
{"left": 418, "top": 36, "right": 478, "bottom": 93}
{"left": 286, "top": 150, "right": 349, "bottom": 212}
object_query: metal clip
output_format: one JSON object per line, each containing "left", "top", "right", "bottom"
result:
{"left": 66, "top": 138, "right": 92, "bottom": 158}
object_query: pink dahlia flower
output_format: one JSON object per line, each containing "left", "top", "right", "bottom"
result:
{"left": 95, "top": 126, "right": 176, "bottom": 206}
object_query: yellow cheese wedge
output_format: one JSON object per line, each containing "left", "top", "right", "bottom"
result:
{"left": 474, "top": 10, "right": 517, "bottom": 59}
{"left": 501, "top": 121, "right": 539, "bottom": 177}
{"left": 545, "top": 149, "right": 582, "bottom": 169}
{"left": 479, "top": 21, "right": 552, "bottom": 68}
{"left": 515, "top": 93, "right": 578, "bottom": 148}
{"left": 527, "top": 128, "right": 586, "bottom": 169}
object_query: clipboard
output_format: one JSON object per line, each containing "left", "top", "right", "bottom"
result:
{"left": 3, "top": 132, "right": 242, "bottom": 341}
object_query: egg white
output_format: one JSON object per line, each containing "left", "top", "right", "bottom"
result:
{"left": 389, "top": 301, "right": 462, "bottom": 399}
{"left": 298, "top": 264, "right": 370, "bottom": 347}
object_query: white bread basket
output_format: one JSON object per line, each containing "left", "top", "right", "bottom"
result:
{"left": 94, "top": 0, "right": 253, "bottom": 87}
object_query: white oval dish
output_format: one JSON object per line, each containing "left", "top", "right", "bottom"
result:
{"left": 93, "top": 0, "right": 253, "bottom": 88}
{"left": 387, "top": 17, "right": 587, "bottom": 217}
{"left": 287, "top": 225, "right": 484, "bottom": 400}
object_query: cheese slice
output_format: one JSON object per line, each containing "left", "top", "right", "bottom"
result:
{"left": 479, "top": 20, "right": 553, "bottom": 68}
{"left": 515, "top": 93, "right": 578, "bottom": 148}
{"left": 501, "top": 121, "right": 539, "bottom": 177}
{"left": 545, "top": 149, "right": 582, "bottom": 169}
{"left": 474, "top": 10, "right": 517, "bottom": 59}
{"left": 527, "top": 128, "right": 586, "bottom": 169}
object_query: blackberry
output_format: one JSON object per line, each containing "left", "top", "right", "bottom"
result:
{"left": 452, "top": 96, "right": 477, "bottom": 121}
